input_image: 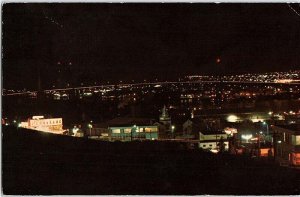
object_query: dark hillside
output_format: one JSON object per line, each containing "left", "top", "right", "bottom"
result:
{"left": 2, "top": 126, "right": 300, "bottom": 195}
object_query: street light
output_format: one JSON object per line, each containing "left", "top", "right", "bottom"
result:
{"left": 171, "top": 125, "right": 175, "bottom": 139}
{"left": 88, "top": 124, "right": 93, "bottom": 138}
{"left": 262, "top": 121, "right": 269, "bottom": 140}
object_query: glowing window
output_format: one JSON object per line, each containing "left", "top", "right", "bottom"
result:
{"left": 296, "top": 136, "right": 300, "bottom": 145}
{"left": 145, "top": 127, "right": 158, "bottom": 132}
{"left": 124, "top": 128, "right": 131, "bottom": 133}
{"left": 112, "top": 129, "right": 121, "bottom": 134}
{"left": 135, "top": 128, "right": 143, "bottom": 132}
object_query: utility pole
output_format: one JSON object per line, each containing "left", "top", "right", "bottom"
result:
{"left": 257, "top": 133, "right": 261, "bottom": 157}
{"left": 88, "top": 123, "right": 93, "bottom": 139}
{"left": 272, "top": 130, "right": 278, "bottom": 161}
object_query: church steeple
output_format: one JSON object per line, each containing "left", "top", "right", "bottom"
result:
{"left": 159, "top": 105, "right": 171, "bottom": 132}
{"left": 160, "top": 105, "right": 170, "bottom": 121}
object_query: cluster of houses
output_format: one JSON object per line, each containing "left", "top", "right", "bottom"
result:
{"left": 70, "top": 106, "right": 234, "bottom": 153}
{"left": 17, "top": 106, "right": 300, "bottom": 166}
{"left": 75, "top": 106, "right": 174, "bottom": 141}
{"left": 71, "top": 106, "right": 300, "bottom": 166}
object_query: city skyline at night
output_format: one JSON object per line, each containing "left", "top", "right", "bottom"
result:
{"left": 3, "top": 3, "right": 300, "bottom": 89}
{"left": 2, "top": 3, "right": 300, "bottom": 195}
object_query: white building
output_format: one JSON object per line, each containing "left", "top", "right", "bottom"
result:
{"left": 271, "top": 124, "right": 300, "bottom": 166}
{"left": 199, "top": 130, "right": 229, "bottom": 152}
{"left": 19, "top": 116, "right": 65, "bottom": 134}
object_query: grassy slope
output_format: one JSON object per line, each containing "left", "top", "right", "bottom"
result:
{"left": 2, "top": 126, "right": 300, "bottom": 195}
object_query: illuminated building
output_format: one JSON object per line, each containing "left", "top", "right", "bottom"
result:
{"left": 89, "top": 117, "right": 159, "bottom": 141}
{"left": 109, "top": 125, "right": 158, "bottom": 141}
{"left": 89, "top": 123, "right": 109, "bottom": 139}
{"left": 198, "top": 130, "right": 229, "bottom": 152}
{"left": 271, "top": 125, "right": 300, "bottom": 166}
{"left": 19, "top": 116, "right": 65, "bottom": 134}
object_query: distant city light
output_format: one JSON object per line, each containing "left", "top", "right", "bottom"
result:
{"left": 224, "top": 127, "right": 237, "bottom": 135}
{"left": 289, "top": 111, "right": 295, "bottom": 115}
{"left": 251, "top": 118, "right": 265, "bottom": 123}
{"left": 72, "top": 126, "right": 79, "bottom": 136}
{"left": 227, "top": 115, "right": 238, "bottom": 122}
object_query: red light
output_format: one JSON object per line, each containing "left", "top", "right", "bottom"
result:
{"left": 216, "top": 58, "right": 221, "bottom": 63}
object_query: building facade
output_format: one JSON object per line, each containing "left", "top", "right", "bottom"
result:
{"left": 271, "top": 124, "right": 300, "bottom": 166}
{"left": 87, "top": 117, "right": 159, "bottom": 141}
{"left": 19, "top": 116, "right": 64, "bottom": 134}
{"left": 198, "top": 130, "right": 229, "bottom": 152}
{"left": 109, "top": 125, "right": 158, "bottom": 141}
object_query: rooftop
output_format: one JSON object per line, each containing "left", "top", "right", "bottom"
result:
{"left": 200, "top": 130, "right": 226, "bottom": 135}
{"left": 106, "top": 117, "right": 154, "bottom": 127}
{"left": 274, "top": 124, "right": 300, "bottom": 135}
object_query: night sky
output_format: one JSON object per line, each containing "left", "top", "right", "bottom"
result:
{"left": 2, "top": 3, "right": 300, "bottom": 89}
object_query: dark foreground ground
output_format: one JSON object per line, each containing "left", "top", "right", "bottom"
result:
{"left": 2, "top": 126, "right": 300, "bottom": 195}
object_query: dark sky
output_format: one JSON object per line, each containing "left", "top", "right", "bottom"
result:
{"left": 2, "top": 3, "right": 300, "bottom": 89}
